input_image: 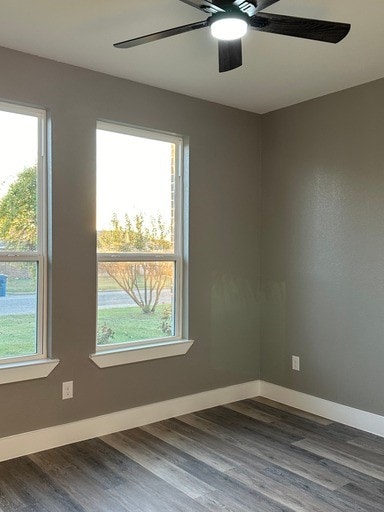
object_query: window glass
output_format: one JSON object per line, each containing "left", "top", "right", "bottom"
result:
{"left": 0, "top": 104, "right": 45, "bottom": 362}
{"left": 96, "top": 123, "right": 182, "bottom": 349}
{"left": 0, "top": 261, "right": 38, "bottom": 358}
{"left": 97, "top": 130, "right": 175, "bottom": 254}
{"left": 0, "top": 112, "right": 38, "bottom": 252}
{"left": 97, "top": 262, "right": 175, "bottom": 346}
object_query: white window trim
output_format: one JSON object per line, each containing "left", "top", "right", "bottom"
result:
{"left": 0, "top": 101, "right": 58, "bottom": 382}
{"left": 0, "top": 358, "right": 59, "bottom": 385}
{"left": 93, "top": 122, "right": 193, "bottom": 367}
{"left": 90, "top": 339, "right": 193, "bottom": 368}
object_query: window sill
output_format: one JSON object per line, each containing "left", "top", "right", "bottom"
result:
{"left": 0, "top": 358, "right": 60, "bottom": 385}
{"left": 90, "top": 339, "right": 194, "bottom": 368}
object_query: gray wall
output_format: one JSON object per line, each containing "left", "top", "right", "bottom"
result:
{"left": 3, "top": 43, "right": 383, "bottom": 439}
{"left": 261, "top": 78, "right": 384, "bottom": 416}
{"left": 0, "top": 46, "right": 261, "bottom": 437}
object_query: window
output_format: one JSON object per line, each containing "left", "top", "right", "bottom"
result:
{"left": 0, "top": 102, "right": 47, "bottom": 365}
{"left": 93, "top": 122, "right": 191, "bottom": 366}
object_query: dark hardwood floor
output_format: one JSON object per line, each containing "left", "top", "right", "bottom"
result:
{"left": 1, "top": 397, "right": 384, "bottom": 511}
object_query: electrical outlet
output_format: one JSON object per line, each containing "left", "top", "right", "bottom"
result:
{"left": 292, "top": 355, "right": 300, "bottom": 371}
{"left": 62, "top": 381, "right": 73, "bottom": 400}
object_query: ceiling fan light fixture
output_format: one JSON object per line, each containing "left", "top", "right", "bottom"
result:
{"left": 210, "top": 12, "right": 249, "bottom": 41}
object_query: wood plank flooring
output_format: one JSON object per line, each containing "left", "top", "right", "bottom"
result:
{"left": 1, "top": 397, "right": 384, "bottom": 511}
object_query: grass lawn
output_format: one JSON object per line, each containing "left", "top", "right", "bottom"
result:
{"left": 6, "top": 278, "right": 36, "bottom": 294}
{"left": 0, "top": 305, "right": 170, "bottom": 358}
{"left": 98, "top": 304, "right": 170, "bottom": 344}
{"left": 6, "top": 275, "right": 118, "bottom": 294}
{"left": 0, "top": 314, "right": 36, "bottom": 358}
{"left": 98, "top": 275, "right": 122, "bottom": 291}
{"left": 6, "top": 275, "right": 171, "bottom": 293}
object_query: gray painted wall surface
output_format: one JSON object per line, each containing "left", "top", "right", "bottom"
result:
{"left": 0, "top": 46, "right": 261, "bottom": 437}
{"left": 2, "top": 43, "right": 383, "bottom": 439}
{"left": 261, "top": 79, "right": 384, "bottom": 416}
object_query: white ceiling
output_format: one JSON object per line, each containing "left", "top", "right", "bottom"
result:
{"left": 0, "top": 0, "right": 383, "bottom": 113}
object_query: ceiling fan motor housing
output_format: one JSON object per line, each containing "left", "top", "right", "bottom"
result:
{"left": 208, "top": 8, "right": 250, "bottom": 22}
{"left": 205, "top": 0, "right": 258, "bottom": 16}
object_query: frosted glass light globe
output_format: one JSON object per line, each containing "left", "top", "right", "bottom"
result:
{"left": 210, "top": 17, "right": 248, "bottom": 41}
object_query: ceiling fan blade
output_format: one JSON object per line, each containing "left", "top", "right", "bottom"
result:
{"left": 250, "top": 13, "right": 351, "bottom": 43}
{"left": 218, "top": 39, "right": 242, "bottom": 73}
{"left": 177, "top": 0, "right": 224, "bottom": 13}
{"left": 114, "top": 20, "right": 209, "bottom": 49}
{"left": 253, "top": 0, "right": 281, "bottom": 12}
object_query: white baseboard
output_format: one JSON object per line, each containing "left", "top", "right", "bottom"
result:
{"left": 1, "top": 379, "right": 384, "bottom": 462}
{"left": 0, "top": 380, "right": 260, "bottom": 462}
{"left": 260, "top": 381, "right": 384, "bottom": 438}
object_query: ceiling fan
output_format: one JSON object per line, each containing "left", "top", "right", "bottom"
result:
{"left": 114, "top": 0, "right": 351, "bottom": 73}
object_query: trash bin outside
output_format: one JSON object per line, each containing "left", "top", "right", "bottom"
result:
{"left": 0, "top": 274, "right": 7, "bottom": 297}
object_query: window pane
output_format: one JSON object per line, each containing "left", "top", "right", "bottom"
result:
{"left": 97, "top": 129, "right": 175, "bottom": 254}
{"left": 97, "top": 261, "right": 175, "bottom": 346}
{"left": 0, "top": 111, "right": 39, "bottom": 252}
{"left": 0, "top": 261, "right": 38, "bottom": 359}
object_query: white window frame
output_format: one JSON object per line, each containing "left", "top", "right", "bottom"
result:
{"left": 91, "top": 122, "right": 193, "bottom": 367}
{"left": 0, "top": 101, "right": 58, "bottom": 383}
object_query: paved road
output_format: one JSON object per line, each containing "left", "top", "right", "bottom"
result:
{"left": 0, "top": 290, "right": 172, "bottom": 316}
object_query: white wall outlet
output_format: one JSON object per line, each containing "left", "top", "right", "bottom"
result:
{"left": 292, "top": 355, "right": 300, "bottom": 371}
{"left": 62, "top": 381, "right": 73, "bottom": 400}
